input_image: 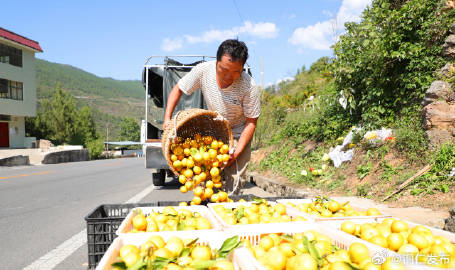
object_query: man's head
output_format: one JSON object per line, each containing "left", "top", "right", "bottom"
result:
{"left": 216, "top": 39, "right": 248, "bottom": 64}
{"left": 216, "top": 39, "right": 248, "bottom": 88}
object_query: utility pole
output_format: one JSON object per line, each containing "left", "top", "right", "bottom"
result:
{"left": 106, "top": 123, "right": 109, "bottom": 159}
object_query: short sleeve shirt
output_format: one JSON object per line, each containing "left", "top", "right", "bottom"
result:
{"left": 178, "top": 61, "right": 261, "bottom": 138}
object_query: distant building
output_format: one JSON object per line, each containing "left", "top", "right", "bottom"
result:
{"left": 0, "top": 27, "right": 43, "bottom": 148}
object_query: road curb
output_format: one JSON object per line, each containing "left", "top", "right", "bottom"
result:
{"left": 248, "top": 172, "right": 311, "bottom": 198}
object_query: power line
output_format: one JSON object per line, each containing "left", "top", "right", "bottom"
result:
{"left": 232, "top": 0, "right": 245, "bottom": 25}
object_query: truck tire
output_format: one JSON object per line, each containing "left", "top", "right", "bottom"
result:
{"left": 152, "top": 169, "right": 166, "bottom": 186}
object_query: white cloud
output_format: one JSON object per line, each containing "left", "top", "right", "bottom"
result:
{"left": 161, "top": 38, "right": 183, "bottom": 52}
{"left": 289, "top": 0, "right": 371, "bottom": 50}
{"left": 163, "top": 21, "right": 278, "bottom": 51}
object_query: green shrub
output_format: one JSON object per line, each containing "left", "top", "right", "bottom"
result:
{"left": 86, "top": 138, "right": 105, "bottom": 160}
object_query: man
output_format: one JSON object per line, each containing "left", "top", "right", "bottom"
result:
{"left": 163, "top": 39, "right": 260, "bottom": 194}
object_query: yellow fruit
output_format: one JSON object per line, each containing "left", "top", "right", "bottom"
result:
{"left": 210, "top": 259, "right": 234, "bottom": 270}
{"left": 286, "top": 253, "right": 318, "bottom": 270}
{"left": 369, "top": 235, "right": 388, "bottom": 248}
{"left": 214, "top": 182, "right": 222, "bottom": 189}
{"left": 259, "top": 236, "right": 275, "bottom": 252}
{"left": 327, "top": 201, "right": 341, "bottom": 212}
{"left": 341, "top": 221, "right": 356, "bottom": 235}
{"left": 366, "top": 208, "right": 381, "bottom": 216}
{"left": 192, "top": 196, "right": 202, "bottom": 205}
{"left": 407, "top": 233, "right": 429, "bottom": 250}
{"left": 148, "top": 235, "right": 165, "bottom": 248}
{"left": 199, "top": 172, "right": 207, "bottom": 181}
{"left": 205, "top": 180, "right": 214, "bottom": 189}
{"left": 193, "top": 186, "right": 203, "bottom": 197}
{"left": 218, "top": 191, "right": 228, "bottom": 202}
{"left": 186, "top": 159, "right": 194, "bottom": 168}
{"left": 185, "top": 181, "right": 194, "bottom": 190}
{"left": 202, "top": 152, "right": 210, "bottom": 161}
{"left": 132, "top": 214, "right": 147, "bottom": 231}
{"left": 210, "top": 194, "right": 219, "bottom": 202}
{"left": 398, "top": 243, "right": 419, "bottom": 254}
{"left": 208, "top": 148, "right": 217, "bottom": 159}
{"left": 179, "top": 201, "right": 188, "bottom": 206}
{"left": 180, "top": 186, "right": 188, "bottom": 193}
{"left": 123, "top": 251, "right": 140, "bottom": 268}
{"left": 348, "top": 242, "right": 370, "bottom": 264}
{"left": 154, "top": 247, "right": 173, "bottom": 259}
{"left": 391, "top": 220, "right": 408, "bottom": 233}
{"left": 165, "top": 241, "right": 184, "bottom": 257}
{"left": 193, "top": 175, "right": 202, "bottom": 185}
{"left": 387, "top": 233, "right": 404, "bottom": 251}
{"left": 173, "top": 160, "right": 183, "bottom": 169}
{"left": 193, "top": 166, "right": 201, "bottom": 175}
{"left": 179, "top": 175, "right": 187, "bottom": 184}
{"left": 183, "top": 169, "right": 194, "bottom": 178}
{"left": 210, "top": 167, "right": 219, "bottom": 177}
{"left": 381, "top": 218, "right": 395, "bottom": 228}
{"left": 363, "top": 262, "right": 381, "bottom": 270}
{"left": 328, "top": 261, "right": 352, "bottom": 270}
{"left": 191, "top": 245, "right": 212, "bottom": 261}
{"left": 119, "top": 244, "right": 139, "bottom": 260}
{"left": 361, "top": 227, "right": 380, "bottom": 241}
{"left": 193, "top": 153, "right": 202, "bottom": 162}
{"left": 265, "top": 250, "right": 287, "bottom": 270}
{"left": 211, "top": 141, "right": 219, "bottom": 150}
{"left": 204, "top": 187, "right": 213, "bottom": 198}
{"left": 381, "top": 257, "right": 404, "bottom": 270}
{"left": 196, "top": 218, "right": 212, "bottom": 230}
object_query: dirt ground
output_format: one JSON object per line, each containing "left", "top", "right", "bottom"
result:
{"left": 250, "top": 148, "right": 453, "bottom": 229}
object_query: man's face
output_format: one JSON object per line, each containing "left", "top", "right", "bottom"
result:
{"left": 216, "top": 54, "right": 244, "bottom": 88}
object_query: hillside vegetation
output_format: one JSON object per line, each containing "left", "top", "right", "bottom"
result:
{"left": 36, "top": 58, "right": 146, "bottom": 139}
{"left": 252, "top": 0, "right": 455, "bottom": 208}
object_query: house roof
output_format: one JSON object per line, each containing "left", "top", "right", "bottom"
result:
{"left": 0, "top": 27, "right": 43, "bottom": 52}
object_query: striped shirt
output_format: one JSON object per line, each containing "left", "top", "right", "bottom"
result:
{"left": 178, "top": 60, "right": 261, "bottom": 138}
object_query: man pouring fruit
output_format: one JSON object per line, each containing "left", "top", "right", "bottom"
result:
{"left": 163, "top": 39, "right": 261, "bottom": 194}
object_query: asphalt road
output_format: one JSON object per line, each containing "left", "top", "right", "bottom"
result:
{"left": 0, "top": 157, "right": 194, "bottom": 270}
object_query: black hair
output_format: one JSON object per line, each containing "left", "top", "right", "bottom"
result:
{"left": 216, "top": 39, "right": 248, "bottom": 64}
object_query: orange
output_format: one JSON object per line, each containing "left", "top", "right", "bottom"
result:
{"left": 266, "top": 250, "right": 287, "bottom": 270}
{"left": 179, "top": 185, "right": 188, "bottom": 193}
{"left": 204, "top": 187, "right": 214, "bottom": 198}
{"left": 205, "top": 180, "right": 214, "bottom": 189}
{"left": 193, "top": 186, "right": 203, "bottom": 197}
{"left": 210, "top": 167, "right": 219, "bottom": 177}
{"left": 387, "top": 233, "right": 404, "bottom": 251}
{"left": 366, "top": 208, "right": 381, "bottom": 216}
{"left": 391, "top": 220, "right": 408, "bottom": 233}
{"left": 397, "top": 243, "right": 419, "bottom": 254}
{"left": 178, "top": 175, "right": 187, "bottom": 184}
{"left": 211, "top": 140, "right": 219, "bottom": 150}
{"left": 369, "top": 235, "right": 388, "bottom": 248}
{"left": 119, "top": 244, "right": 139, "bottom": 260}
{"left": 327, "top": 200, "right": 341, "bottom": 212}
{"left": 361, "top": 227, "right": 380, "bottom": 241}
{"left": 211, "top": 259, "right": 234, "bottom": 270}
{"left": 259, "top": 236, "right": 275, "bottom": 251}
{"left": 184, "top": 181, "right": 194, "bottom": 191}
{"left": 191, "top": 245, "right": 212, "bottom": 261}
{"left": 199, "top": 172, "right": 207, "bottom": 181}
{"left": 348, "top": 242, "right": 370, "bottom": 264}
{"left": 154, "top": 247, "right": 173, "bottom": 259}
{"left": 407, "top": 233, "right": 429, "bottom": 250}
{"left": 122, "top": 252, "right": 140, "bottom": 268}
{"left": 220, "top": 144, "right": 230, "bottom": 154}
{"left": 192, "top": 196, "right": 202, "bottom": 205}
{"left": 183, "top": 169, "right": 193, "bottom": 178}
{"left": 287, "top": 253, "right": 318, "bottom": 270}
{"left": 132, "top": 214, "right": 147, "bottom": 231}
{"left": 193, "top": 165, "right": 201, "bottom": 174}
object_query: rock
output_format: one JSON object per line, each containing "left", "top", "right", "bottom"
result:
{"left": 450, "top": 23, "right": 455, "bottom": 34}
{"left": 422, "top": 101, "right": 455, "bottom": 130}
{"left": 442, "top": 35, "right": 455, "bottom": 59}
{"left": 444, "top": 208, "right": 455, "bottom": 232}
{"left": 421, "top": 81, "right": 452, "bottom": 106}
{"left": 437, "top": 63, "right": 455, "bottom": 79}
{"left": 444, "top": 0, "right": 455, "bottom": 11}
{"left": 426, "top": 130, "right": 455, "bottom": 149}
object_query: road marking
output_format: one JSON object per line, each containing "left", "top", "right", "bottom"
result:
{"left": 23, "top": 183, "right": 156, "bottom": 270}
{"left": 0, "top": 170, "right": 53, "bottom": 180}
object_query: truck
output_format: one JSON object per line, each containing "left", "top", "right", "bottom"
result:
{"left": 141, "top": 55, "right": 251, "bottom": 186}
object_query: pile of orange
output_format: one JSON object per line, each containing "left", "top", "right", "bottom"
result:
{"left": 169, "top": 134, "right": 232, "bottom": 205}
{"left": 341, "top": 218, "right": 455, "bottom": 268}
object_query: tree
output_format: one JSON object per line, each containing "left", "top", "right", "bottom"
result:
{"left": 118, "top": 117, "right": 140, "bottom": 142}
{"left": 72, "top": 105, "right": 98, "bottom": 145}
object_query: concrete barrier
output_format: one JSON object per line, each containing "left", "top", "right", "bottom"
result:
{"left": 0, "top": 155, "right": 30, "bottom": 166}
{"left": 42, "top": 149, "right": 90, "bottom": 164}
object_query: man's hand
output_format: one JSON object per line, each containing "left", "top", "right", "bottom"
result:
{"left": 163, "top": 118, "right": 170, "bottom": 130}
{"left": 226, "top": 151, "right": 239, "bottom": 167}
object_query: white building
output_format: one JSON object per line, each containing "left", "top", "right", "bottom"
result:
{"left": 0, "top": 27, "right": 43, "bottom": 148}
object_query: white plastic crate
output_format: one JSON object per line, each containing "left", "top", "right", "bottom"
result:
{"left": 207, "top": 201, "right": 311, "bottom": 232}
{"left": 277, "top": 198, "right": 391, "bottom": 222}
{"left": 96, "top": 231, "right": 241, "bottom": 270}
{"left": 323, "top": 218, "right": 455, "bottom": 269}
{"left": 116, "top": 205, "right": 222, "bottom": 237}
{"left": 231, "top": 222, "right": 390, "bottom": 270}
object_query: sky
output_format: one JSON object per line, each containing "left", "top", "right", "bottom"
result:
{"left": 2, "top": 0, "right": 371, "bottom": 88}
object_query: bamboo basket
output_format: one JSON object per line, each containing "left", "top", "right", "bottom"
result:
{"left": 162, "top": 108, "right": 234, "bottom": 176}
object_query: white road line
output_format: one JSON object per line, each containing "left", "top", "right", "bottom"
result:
{"left": 23, "top": 184, "right": 156, "bottom": 270}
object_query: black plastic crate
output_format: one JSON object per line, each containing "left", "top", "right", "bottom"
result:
{"left": 84, "top": 203, "right": 157, "bottom": 269}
